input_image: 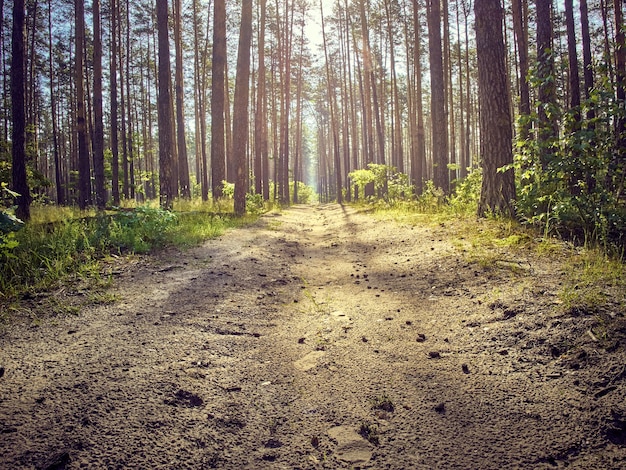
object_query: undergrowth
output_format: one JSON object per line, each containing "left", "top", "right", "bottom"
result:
{"left": 356, "top": 172, "right": 625, "bottom": 318}
{"left": 0, "top": 199, "right": 259, "bottom": 323}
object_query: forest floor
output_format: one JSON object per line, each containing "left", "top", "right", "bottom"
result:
{"left": 1, "top": 204, "right": 626, "bottom": 469}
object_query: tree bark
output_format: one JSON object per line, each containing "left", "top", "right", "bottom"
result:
{"left": 48, "top": 0, "right": 63, "bottom": 205}
{"left": 610, "top": 0, "right": 626, "bottom": 197}
{"left": 254, "top": 0, "right": 268, "bottom": 199}
{"left": 321, "top": 0, "right": 342, "bottom": 204}
{"left": 110, "top": 0, "right": 120, "bottom": 205}
{"left": 564, "top": 0, "right": 581, "bottom": 112}
{"left": 75, "top": 0, "right": 91, "bottom": 209}
{"left": 474, "top": 0, "right": 515, "bottom": 217}
{"left": 535, "top": 0, "right": 557, "bottom": 170}
{"left": 511, "top": 0, "right": 530, "bottom": 124}
{"left": 411, "top": 0, "right": 426, "bottom": 194}
{"left": 193, "top": 0, "right": 209, "bottom": 201}
{"left": 174, "top": 0, "right": 190, "bottom": 198}
{"left": 156, "top": 0, "right": 176, "bottom": 208}
{"left": 211, "top": 0, "right": 226, "bottom": 199}
{"left": 427, "top": 0, "right": 449, "bottom": 192}
{"left": 232, "top": 0, "right": 253, "bottom": 215}
{"left": 579, "top": 0, "right": 594, "bottom": 103}
{"left": 92, "top": 0, "right": 106, "bottom": 209}
{"left": 12, "top": 0, "right": 31, "bottom": 220}
{"left": 359, "top": 0, "right": 375, "bottom": 196}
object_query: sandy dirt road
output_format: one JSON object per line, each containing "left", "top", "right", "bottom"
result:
{"left": 1, "top": 204, "right": 625, "bottom": 469}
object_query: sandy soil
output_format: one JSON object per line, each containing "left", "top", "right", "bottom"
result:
{"left": 1, "top": 204, "right": 625, "bottom": 469}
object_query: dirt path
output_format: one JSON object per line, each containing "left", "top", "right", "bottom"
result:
{"left": 1, "top": 204, "right": 625, "bottom": 469}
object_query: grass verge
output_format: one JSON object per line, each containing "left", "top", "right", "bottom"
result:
{"left": 362, "top": 200, "right": 626, "bottom": 317}
{"left": 0, "top": 199, "right": 259, "bottom": 325}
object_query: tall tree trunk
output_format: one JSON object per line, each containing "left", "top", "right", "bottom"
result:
{"left": 412, "top": 0, "right": 426, "bottom": 195}
{"left": 75, "top": 0, "right": 91, "bottom": 209}
{"left": 260, "top": 0, "right": 270, "bottom": 202}
{"left": 564, "top": 0, "right": 584, "bottom": 195}
{"left": 225, "top": 59, "right": 234, "bottom": 183}
{"left": 293, "top": 10, "right": 306, "bottom": 204}
{"left": 321, "top": 0, "right": 342, "bottom": 203}
{"left": 156, "top": 0, "right": 176, "bottom": 208}
{"left": 535, "top": 0, "right": 557, "bottom": 170}
{"left": 110, "top": 0, "right": 120, "bottom": 205}
{"left": 427, "top": 0, "right": 449, "bottom": 192}
{"left": 12, "top": 0, "right": 31, "bottom": 220}
{"left": 462, "top": 0, "right": 472, "bottom": 173}
{"left": 599, "top": 0, "right": 615, "bottom": 85}
{"left": 211, "top": 0, "right": 226, "bottom": 199}
{"left": 255, "top": 0, "right": 267, "bottom": 198}
{"left": 579, "top": 0, "right": 596, "bottom": 192}
{"left": 564, "top": 0, "right": 580, "bottom": 112}
{"left": 579, "top": 0, "right": 594, "bottom": 104}
{"left": 475, "top": 0, "right": 515, "bottom": 217}
{"left": 193, "top": 0, "right": 209, "bottom": 201}
{"left": 371, "top": 66, "right": 385, "bottom": 167}
{"left": 118, "top": 1, "right": 130, "bottom": 199}
{"left": 48, "top": 0, "right": 63, "bottom": 205}
{"left": 25, "top": 0, "right": 38, "bottom": 176}
{"left": 359, "top": 0, "right": 375, "bottom": 196}
{"left": 232, "top": 0, "right": 252, "bottom": 215}
{"left": 512, "top": 0, "right": 530, "bottom": 138}
{"left": 92, "top": 0, "right": 106, "bottom": 209}
{"left": 119, "top": 4, "right": 129, "bottom": 199}
{"left": 454, "top": 0, "right": 467, "bottom": 179}
{"left": 173, "top": 0, "right": 190, "bottom": 198}
{"left": 384, "top": 0, "right": 403, "bottom": 173}
{"left": 0, "top": 0, "right": 6, "bottom": 141}
{"left": 443, "top": 0, "right": 455, "bottom": 187}
{"left": 125, "top": 0, "right": 136, "bottom": 200}
{"left": 345, "top": 0, "right": 359, "bottom": 197}
{"left": 610, "top": 0, "right": 626, "bottom": 197}
{"left": 339, "top": 3, "right": 352, "bottom": 201}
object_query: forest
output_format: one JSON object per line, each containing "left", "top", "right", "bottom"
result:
{"left": 0, "top": 0, "right": 624, "bottom": 238}
{"left": 1, "top": 1, "right": 626, "bottom": 468}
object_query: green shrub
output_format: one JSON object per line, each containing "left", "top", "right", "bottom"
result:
{"left": 348, "top": 164, "right": 412, "bottom": 202}
{"left": 292, "top": 181, "right": 315, "bottom": 204}
{"left": 106, "top": 206, "right": 177, "bottom": 254}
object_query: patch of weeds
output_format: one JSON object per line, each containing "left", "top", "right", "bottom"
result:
{"left": 559, "top": 285, "right": 605, "bottom": 314}
{"left": 314, "top": 331, "right": 330, "bottom": 351}
{"left": 558, "top": 249, "right": 626, "bottom": 314}
{"left": 480, "top": 288, "right": 505, "bottom": 308}
{"left": 266, "top": 219, "right": 283, "bottom": 231}
{"left": 88, "top": 291, "right": 120, "bottom": 305}
{"left": 358, "top": 422, "right": 380, "bottom": 445}
{"left": 300, "top": 283, "right": 330, "bottom": 315}
{"left": 536, "top": 237, "right": 569, "bottom": 256}
{"left": 47, "top": 298, "right": 81, "bottom": 317}
{"left": 371, "top": 394, "right": 395, "bottom": 413}
{"left": 492, "top": 233, "right": 532, "bottom": 248}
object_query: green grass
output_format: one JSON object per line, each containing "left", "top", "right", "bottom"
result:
{"left": 0, "top": 198, "right": 259, "bottom": 323}
{"left": 558, "top": 250, "right": 626, "bottom": 313}
{"left": 361, "top": 199, "right": 626, "bottom": 316}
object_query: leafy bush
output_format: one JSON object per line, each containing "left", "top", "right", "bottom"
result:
{"left": 348, "top": 164, "right": 412, "bottom": 202}
{"left": 348, "top": 168, "right": 377, "bottom": 201}
{"left": 449, "top": 168, "right": 482, "bottom": 214}
{"left": 105, "top": 206, "right": 178, "bottom": 253}
{"left": 292, "top": 181, "right": 316, "bottom": 204}
{"left": 222, "top": 180, "right": 235, "bottom": 198}
{"left": 0, "top": 184, "right": 25, "bottom": 261}
{"left": 246, "top": 193, "right": 265, "bottom": 214}
{"left": 512, "top": 76, "right": 626, "bottom": 252}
